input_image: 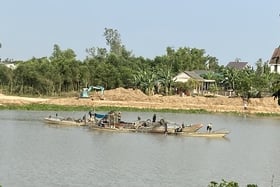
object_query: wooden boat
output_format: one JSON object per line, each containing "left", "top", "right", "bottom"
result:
{"left": 134, "top": 123, "right": 178, "bottom": 134}
{"left": 181, "top": 123, "right": 204, "bottom": 133}
{"left": 134, "top": 119, "right": 181, "bottom": 134}
{"left": 88, "top": 110, "right": 137, "bottom": 132}
{"left": 179, "top": 130, "right": 230, "bottom": 138}
{"left": 44, "top": 116, "right": 88, "bottom": 126}
{"left": 134, "top": 119, "right": 203, "bottom": 134}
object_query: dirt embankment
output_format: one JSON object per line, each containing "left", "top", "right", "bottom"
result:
{"left": 0, "top": 88, "right": 279, "bottom": 114}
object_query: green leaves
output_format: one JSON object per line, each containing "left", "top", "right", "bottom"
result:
{"left": 133, "top": 67, "right": 156, "bottom": 95}
{"left": 208, "top": 179, "right": 258, "bottom": 187}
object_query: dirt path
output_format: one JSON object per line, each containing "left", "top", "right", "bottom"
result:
{"left": 0, "top": 88, "right": 279, "bottom": 114}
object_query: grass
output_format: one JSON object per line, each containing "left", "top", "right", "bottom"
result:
{"left": 0, "top": 103, "right": 280, "bottom": 118}
{"left": 0, "top": 103, "right": 209, "bottom": 113}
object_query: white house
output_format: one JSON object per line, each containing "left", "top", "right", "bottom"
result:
{"left": 0, "top": 62, "right": 16, "bottom": 70}
{"left": 173, "top": 70, "right": 215, "bottom": 95}
{"left": 269, "top": 46, "right": 280, "bottom": 74}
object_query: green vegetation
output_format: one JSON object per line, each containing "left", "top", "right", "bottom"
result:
{"left": 1, "top": 103, "right": 280, "bottom": 118}
{"left": 208, "top": 179, "right": 258, "bottom": 187}
{"left": 0, "top": 103, "right": 208, "bottom": 113}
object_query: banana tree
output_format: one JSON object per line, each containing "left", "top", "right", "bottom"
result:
{"left": 133, "top": 67, "right": 156, "bottom": 95}
{"left": 157, "top": 64, "right": 175, "bottom": 95}
{"left": 223, "top": 68, "right": 238, "bottom": 91}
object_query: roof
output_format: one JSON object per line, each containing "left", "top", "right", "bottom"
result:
{"left": 184, "top": 71, "right": 204, "bottom": 81}
{"left": 193, "top": 70, "right": 210, "bottom": 75}
{"left": 173, "top": 70, "right": 216, "bottom": 83}
{"left": 269, "top": 46, "right": 280, "bottom": 64}
{"left": 226, "top": 61, "right": 248, "bottom": 70}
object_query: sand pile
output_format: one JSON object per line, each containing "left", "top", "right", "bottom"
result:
{"left": 103, "top": 88, "right": 148, "bottom": 101}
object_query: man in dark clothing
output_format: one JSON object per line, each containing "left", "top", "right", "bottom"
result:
{"left": 272, "top": 89, "right": 280, "bottom": 105}
{"left": 152, "top": 114, "right": 156, "bottom": 122}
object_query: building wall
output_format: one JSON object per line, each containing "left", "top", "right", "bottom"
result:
{"left": 270, "top": 64, "right": 280, "bottom": 74}
{"left": 173, "top": 72, "right": 191, "bottom": 83}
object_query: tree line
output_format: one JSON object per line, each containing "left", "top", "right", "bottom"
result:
{"left": 0, "top": 28, "right": 279, "bottom": 97}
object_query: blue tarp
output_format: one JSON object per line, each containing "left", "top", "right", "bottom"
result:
{"left": 94, "top": 113, "right": 106, "bottom": 119}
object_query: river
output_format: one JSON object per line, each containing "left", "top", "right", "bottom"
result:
{"left": 0, "top": 110, "right": 279, "bottom": 187}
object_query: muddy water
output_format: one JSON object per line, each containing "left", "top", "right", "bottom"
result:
{"left": 0, "top": 110, "right": 279, "bottom": 187}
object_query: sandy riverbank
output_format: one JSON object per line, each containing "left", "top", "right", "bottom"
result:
{"left": 0, "top": 88, "right": 279, "bottom": 114}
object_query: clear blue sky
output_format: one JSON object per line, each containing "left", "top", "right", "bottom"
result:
{"left": 1, "top": 0, "right": 280, "bottom": 66}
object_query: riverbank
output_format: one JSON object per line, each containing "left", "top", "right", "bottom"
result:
{"left": 0, "top": 88, "right": 279, "bottom": 115}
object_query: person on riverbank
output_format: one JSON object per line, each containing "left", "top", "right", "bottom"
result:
{"left": 243, "top": 100, "right": 248, "bottom": 110}
{"left": 272, "top": 89, "right": 280, "bottom": 105}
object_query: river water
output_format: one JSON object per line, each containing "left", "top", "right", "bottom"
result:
{"left": 0, "top": 110, "right": 279, "bottom": 187}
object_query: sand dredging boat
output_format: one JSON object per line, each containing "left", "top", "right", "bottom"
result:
{"left": 44, "top": 111, "right": 229, "bottom": 138}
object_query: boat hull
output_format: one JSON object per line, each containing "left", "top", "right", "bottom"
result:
{"left": 134, "top": 120, "right": 203, "bottom": 134}
{"left": 44, "top": 117, "right": 87, "bottom": 126}
{"left": 179, "top": 131, "right": 230, "bottom": 138}
{"left": 134, "top": 125, "right": 177, "bottom": 134}
{"left": 89, "top": 124, "right": 135, "bottom": 132}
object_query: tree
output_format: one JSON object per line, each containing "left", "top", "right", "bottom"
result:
{"left": 162, "top": 46, "right": 215, "bottom": 73}
{"left": 235, "top": 68, "right": 253, "bottom": 97}
{"left": 49, "top": 44, "right": 80, "bottom": 94}
{"left": 0, "top": 64, "right": 13, "bottom": 93}
{"left": 222, "top": 67, "right": 238, "bottom": 91}
{"left": 86, "top": 47, "right": 108, "bottom": 61}
{"left": 133, "top": 67, "right": 157, "bottom": 95}
{"left": 104, "top": 28, "right": 122, "bottom": 55}
{"left": 206, "top": 56, "right": 219, "bottom": 71}
{"left": 79, "top": 64, "right": 90, "bottom": 88}
{"left": 157, "top": 64, "right": 175, "bottom": 95}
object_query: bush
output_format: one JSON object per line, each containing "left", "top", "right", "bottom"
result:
{"left": 208, "top": 179, "right": 258, "bottom": 187}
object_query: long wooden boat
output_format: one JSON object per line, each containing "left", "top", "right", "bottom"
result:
{"left": 179, "top": 130, "right": 230, "bottom": 138}
{"left": 181, "top": 123, "right": 204, "bottom": 133}
{"left": 134, "top": 119, "right": 203, "bottom": 134}
{"left": 134, "top": 124, "right": 178, "bottom": 134}
{"left": 44, "top": 116, "right": 88, "bottom": 126}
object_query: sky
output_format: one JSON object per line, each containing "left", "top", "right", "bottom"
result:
{"left": 1, "top": 0, "right": 280, "bottom": 66}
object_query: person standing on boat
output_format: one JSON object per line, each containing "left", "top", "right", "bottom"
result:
{"left": 152, "top": 114, "right": 156, "bottom": 122}
{"left": 207, "top": 123, "right": 212, "bottom": 133}
{"left": 88, "top": 111, "right": 94, "bottom": 122}
{"left": 82, "top": 114, "right": 86, "bottom": 122}
{"left": 117, "top": 112, "right": 121, "bottom": 122}
{"left": 181, "top": 123, "right": 185, "bottom": 128}
{"left": 89, "top": 111, "right": 93, "bottom": 118}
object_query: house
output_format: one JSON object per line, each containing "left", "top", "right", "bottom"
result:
{"left": 269, "top": 46, "right": 280, "bottom": 74}
{"left": 173, "top": 70, "right": 215, "bottom": 95}
{"left": 226, "top": 61, "right": 249, "bottom": 70}
{"left": 0, "top": 62, "right": 16, "bottom": 70}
